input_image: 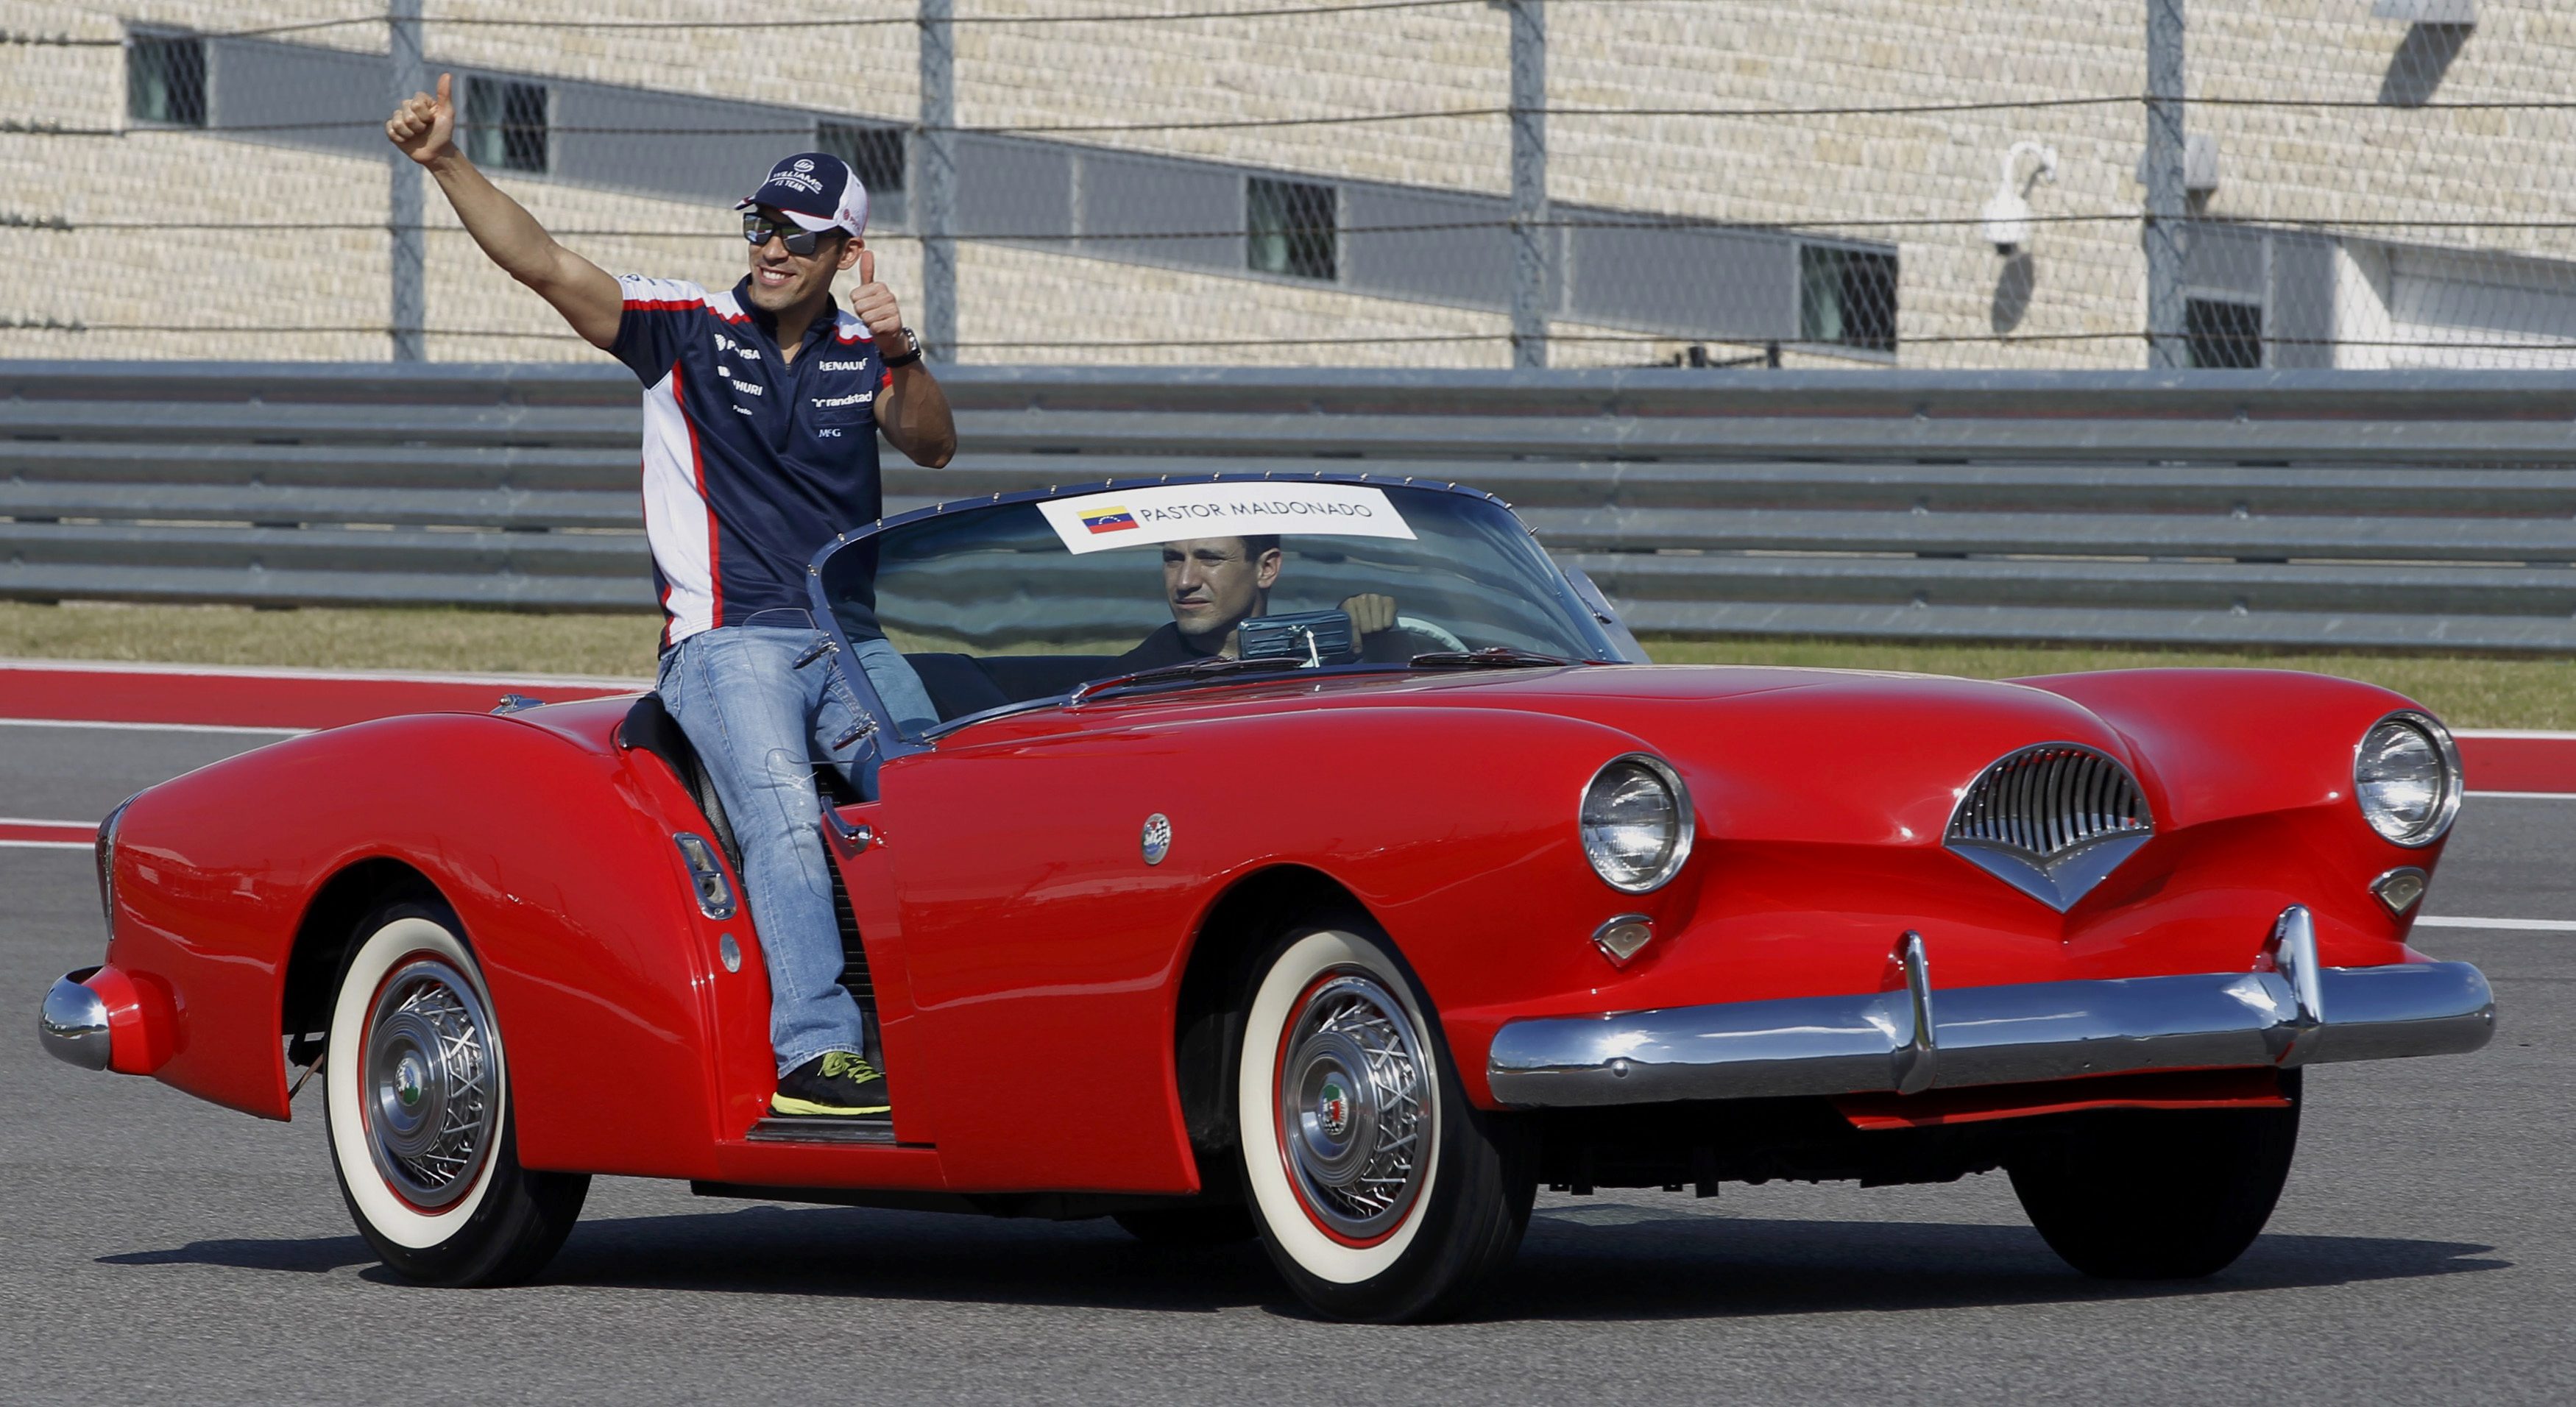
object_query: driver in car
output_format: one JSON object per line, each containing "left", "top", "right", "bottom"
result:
{"left": 1115, "top": 535, "right": 1399, "bottom": 668}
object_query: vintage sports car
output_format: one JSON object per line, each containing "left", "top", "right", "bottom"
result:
{"left": 40, "top": 476, "right": 2494, "bottom": 1322}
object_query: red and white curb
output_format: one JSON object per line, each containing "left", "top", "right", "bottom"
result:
{"left": 0, "top": 817, "right": 99, "bottom": 851}
{"left": 1, "top": 659, "right": 643, "bottom": 732}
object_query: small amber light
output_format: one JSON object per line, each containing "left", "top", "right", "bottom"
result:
{"left": 2371, "top": 866, "right": 2428, "bottom": 916}
{"left": 1593, "top": 915, "right": 1655, "bottom": 966}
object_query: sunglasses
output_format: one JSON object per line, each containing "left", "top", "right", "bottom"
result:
{"left": 741, "top": 212, "right": 839, "bottom": 258}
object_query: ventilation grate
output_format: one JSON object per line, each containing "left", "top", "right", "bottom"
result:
{"left": 1945, "top": 743, "right": 2155, "bottom": 910}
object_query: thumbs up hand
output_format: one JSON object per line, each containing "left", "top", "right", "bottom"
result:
{"left": 846, "top": 247, "right": 906, "bottom": 349}
{"left": 386, "top": 71, "right": 456, "bottom": 166}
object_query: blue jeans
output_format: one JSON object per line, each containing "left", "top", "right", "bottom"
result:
{"left": 656, "top": 619, "right": 938, "bottom": 1075}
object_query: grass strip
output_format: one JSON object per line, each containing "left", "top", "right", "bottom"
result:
{"left": 1641, "top": 637, "right": 2576, "bottom": 731}
{"left": 2, "top": 603, "right": 2568, "bottom": 729}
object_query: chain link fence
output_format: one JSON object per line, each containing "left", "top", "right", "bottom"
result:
{"left": 1, "top": 0, "right": 2571, "bottom": 369}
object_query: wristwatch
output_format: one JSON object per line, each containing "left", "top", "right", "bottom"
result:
{"left": 882, "top": 326, "right": 924, "bottom": 368}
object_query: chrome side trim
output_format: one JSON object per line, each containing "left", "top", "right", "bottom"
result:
{"left": 38, "top": 968, "right": 111, "bottom": 1071}
{"left": 1487, "top": 916, "right": 2495, "bottom": 1109}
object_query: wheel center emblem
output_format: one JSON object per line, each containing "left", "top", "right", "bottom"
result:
{"left": 1317, "top": 1079, "right": 1351, "bottom": 1140}
{"left": 394, "top": 1054, "right": 425, "bottom": 1107}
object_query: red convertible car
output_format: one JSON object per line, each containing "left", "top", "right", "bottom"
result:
{"left": 41, "top": 476, "right": 2494, "bottom": 1322}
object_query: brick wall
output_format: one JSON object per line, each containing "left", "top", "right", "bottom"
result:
{"left": 2, "top": 0, "right": 2567, "bottom": 367}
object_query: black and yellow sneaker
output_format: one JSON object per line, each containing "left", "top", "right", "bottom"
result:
{"left": 772, "top": 1051, "right": 891, "bottom": 1117}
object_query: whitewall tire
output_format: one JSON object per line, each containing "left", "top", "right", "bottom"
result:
{"left": 1236, "top": 922, "right": 1532, "bottom": 1322}
{"left": 322, "top": 899, "right": 587, "bottom": 1286}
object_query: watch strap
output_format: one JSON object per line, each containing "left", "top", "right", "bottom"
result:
{"left": 882, "top": 327, "right": 924, "bottom": 368}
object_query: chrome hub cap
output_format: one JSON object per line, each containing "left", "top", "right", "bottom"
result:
{"left": 362, "top": 957, "right": 496, "bottom": 1210}
{"left": 1276, "top": 971, "right": 1434, "bottom": 1242}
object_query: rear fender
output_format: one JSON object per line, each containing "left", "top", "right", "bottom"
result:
{"left": 106, "top": 712, "right": 734, "bottom": 1179}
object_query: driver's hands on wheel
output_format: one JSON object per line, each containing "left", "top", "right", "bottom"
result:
{"left": 1339, "top": 593, "right": 1398, "bottom": 637}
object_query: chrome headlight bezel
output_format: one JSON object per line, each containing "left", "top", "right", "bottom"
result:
{"left": 2353, "top": 709, "right": 2463, "bottom": 848}
{"left": 1579, "top": 753, "right": 1694, "bottom": 893}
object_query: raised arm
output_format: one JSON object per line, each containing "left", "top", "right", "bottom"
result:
{"left": 387, "top": 74, "right": 623, "bottom": 350}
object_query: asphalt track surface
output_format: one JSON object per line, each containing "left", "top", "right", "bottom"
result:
{"left": 5, "top": 720, "right": 2571, "bottom": 1405}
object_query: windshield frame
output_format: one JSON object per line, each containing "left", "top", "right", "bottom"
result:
{"left": 802, "top": 472, "right": 1623, "bottom": 760}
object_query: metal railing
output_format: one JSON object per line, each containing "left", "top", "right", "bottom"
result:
{"left": 4, "top": 362, "right": 2572, "bottom": 653}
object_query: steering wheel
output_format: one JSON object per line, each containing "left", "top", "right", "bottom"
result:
{"left": 1390, "top": 615, "right": 1468, "bottom": 653}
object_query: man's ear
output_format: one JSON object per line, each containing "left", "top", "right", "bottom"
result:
{"left": 837, "top": 236, "right": 865, "bottom": 274}
{"left": 1254, "top": 548, "right": 1284, "bottom": 589}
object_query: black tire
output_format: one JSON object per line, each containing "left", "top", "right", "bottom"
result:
{"left": 2007, "top": 1071, "right": 2301, "bottom": 1280}
{"left": 1234, "top": 918, "right": 1535, "bottom": 1322}
{"left": 1111, "top": 1204, "right": 1259, "bottom": 1247}
{"left": 322, "top": 898, "right": 589, "bottom": 1287}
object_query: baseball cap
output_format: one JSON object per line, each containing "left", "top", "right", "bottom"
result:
{"left": 735, "top": 152, "right": 868, "bottom": 238}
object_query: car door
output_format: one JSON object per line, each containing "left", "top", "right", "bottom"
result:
{"left": 869, "top": 717, "right": 1214, "bottom": 1194}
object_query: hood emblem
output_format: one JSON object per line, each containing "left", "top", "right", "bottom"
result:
{"left": 1945, "top": 743, "right": 2154, "bottom": 912}
{"left": 1140, "top": 813, "right": 1172, "bottom": 865}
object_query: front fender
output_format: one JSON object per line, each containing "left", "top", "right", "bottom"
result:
{"left": 2015, "top": 668, "right": 2431, "bottom": 838}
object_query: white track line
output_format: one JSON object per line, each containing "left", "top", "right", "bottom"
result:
{"left": 0, "top": 840, "right": 90, "bottom": 851}
{"left": 2456, "top": 728, "right": 2576, "bottom": 740}
{"left": 0, "top": 717, "right": 307, "bottom": 735}
{"left": 2469, "top": 790, "right": 2576, "bottom": 801}
{"left": 2416, "top": 915, "right": 2576, "bottom": 932}
{"left": 0, "top": 656, "right": 647, "bottom": 689}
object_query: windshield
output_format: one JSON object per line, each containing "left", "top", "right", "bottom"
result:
{"left": 814, "top": 480, "right": 1618, "bottom": 738}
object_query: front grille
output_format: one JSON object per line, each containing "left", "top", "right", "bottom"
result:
{"left": 1947, "top": 743, "right": 2150, "bottom": 860}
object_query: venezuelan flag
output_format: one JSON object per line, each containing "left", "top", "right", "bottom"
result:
{"left": 1079, "top": 506, "right": 1139, "bottom": 534}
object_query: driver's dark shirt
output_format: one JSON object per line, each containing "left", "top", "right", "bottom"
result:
{"left": 1112, "top": 622, "right": 1220, "bottom": 671}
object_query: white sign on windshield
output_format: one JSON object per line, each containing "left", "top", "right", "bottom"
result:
{"left": 1036, "top": 482, "right": 1419, "bottom": 556}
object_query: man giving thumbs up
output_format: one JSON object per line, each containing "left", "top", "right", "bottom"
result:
{"left": 390, "top": 74, "right": 955, "bottom": 1119}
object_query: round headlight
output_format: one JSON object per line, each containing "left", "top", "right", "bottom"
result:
{"left": 1580, "top": 754, "right": 1694, "bottom": 893}
{"left": 2354, "top": 712, "right": 2461, "bottom": 847}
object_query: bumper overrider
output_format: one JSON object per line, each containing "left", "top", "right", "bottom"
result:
{"left": 37, "top": 965, "right": 174, "bottom": 1075}
{"left": 1486, "top": 906, "right": 2495, "bottom": 1108}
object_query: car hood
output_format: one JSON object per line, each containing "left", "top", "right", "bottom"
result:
{"left": 1079, "top": 664, "right": 2144, "bottom": 848}
{"left": 1418, "top": 665, "right": 2140, "bottom": 846}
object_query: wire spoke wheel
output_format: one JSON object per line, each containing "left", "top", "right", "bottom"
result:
{"left": 324, "top": 899, "right": 587, "bottom": 1287}
{"left": 361, "top": 957, "right": 498, "bottom": 1210}
{"left": 1237, "top": 922, "right": 1533, "bottom": 1322}
{"left": 1275, "top": 971, "right": 1434, "bottom": 1244}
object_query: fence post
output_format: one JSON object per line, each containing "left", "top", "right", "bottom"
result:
{"left": 388, "top": 0, "right": 425, "bottom": 362}
{"left": 2143, "top": 0, "right": 2187, "bottom": 369}
{"left": 1507, "top": 0, "right": 1548, "bottom": 369}
{"left": 917, "top": 0, "right": 957, "bottom": 361}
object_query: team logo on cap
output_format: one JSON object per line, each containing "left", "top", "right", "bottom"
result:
{"left": 770, "top": 157, "right": 825, "bottom": 196}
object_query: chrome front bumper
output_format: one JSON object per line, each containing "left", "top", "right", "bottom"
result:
{"left": 1486, "top": 907, "right": 2496, "bottom": 1109}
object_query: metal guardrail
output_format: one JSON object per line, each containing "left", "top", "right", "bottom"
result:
{"left": 4, "top": 362, "right": 2574, "bottom": 652}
